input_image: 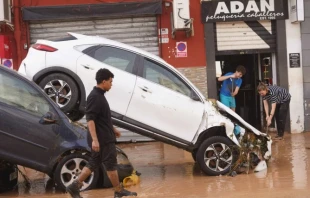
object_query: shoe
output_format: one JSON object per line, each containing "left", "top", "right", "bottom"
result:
{"left": 114, "top": 187, "right": 137, "bottom": 198}
{"left": 274, "top": 135, "right": 280, "bottom": 138}
{"left": 66, "top": 180, "right": 83, "bottom": 198}
{"left": 274, "top": 136, "right": 283, "bottom": 141}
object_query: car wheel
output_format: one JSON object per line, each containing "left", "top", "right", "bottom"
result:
{"left": 0, "top": 161, "right": 18, "bottom": 193}
{"left": 39, "top": 73, "right": 79, "bottom": 113}
{"left": 191, "top": 150, "right": 197, "bottom": 162}
{"left": 66, "top": 110, "right": 85, "bottom": 122}
{"left": 54, "top": 152, "right": 99, "bottom": 191}
{"left": 196, "top": 136, "right": 235, "bottom": 176}
{"left": 102, "top": 147, "right": 134, "bottom": 188}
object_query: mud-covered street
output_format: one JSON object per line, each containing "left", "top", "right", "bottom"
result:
{"left": 2, "top": 132, "right": 310, "bottom": 198}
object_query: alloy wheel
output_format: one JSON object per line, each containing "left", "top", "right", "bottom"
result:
{"left": 204, "top": 142, "right": 233, "bottom": 172}
{"left": 60, "top": 158, "right": 94, "bottom": 191}
{"left": 43, "top": 79, "right": 72, "bottom": 108}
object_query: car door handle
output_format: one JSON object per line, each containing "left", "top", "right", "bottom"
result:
{"left": 81, "top": 64, "right": 94, "bottom": 70}
{"left": 138, "top": 86, "right": 152, "bottom": 93}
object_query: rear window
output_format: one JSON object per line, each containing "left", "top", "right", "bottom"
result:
{"left": 51, "top": 35, "right": 77, "bottom": 42}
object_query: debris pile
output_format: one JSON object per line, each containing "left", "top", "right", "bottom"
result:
{"left": 230, "top": 131, "right": 271, "bottom": 175}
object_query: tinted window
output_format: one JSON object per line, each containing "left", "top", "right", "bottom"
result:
{"left": 0, "top": 70, "right": 54, "bottom": 117}
{"left": 82, "top": 45, "right": 99, "bottom": 54}
{"left": 52, "top": 35, "right": 77, "bottom": 42}
{"left": 143, "top": 59, "right": 191, "bottom": 96}
{"left": 88, "top": 46, "right": 137, "bottom": 73}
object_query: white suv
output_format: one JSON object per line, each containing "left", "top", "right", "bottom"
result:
{"left": 19, "top": 33, "right": 271, "bottom": 175}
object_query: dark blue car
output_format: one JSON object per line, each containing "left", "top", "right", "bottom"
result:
{"left": 0, "top": 65, "right": 133, "bottom": 191}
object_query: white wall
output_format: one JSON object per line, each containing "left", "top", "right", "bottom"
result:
{"left": 285, "top": 0, "right": 305, "bottom": 133}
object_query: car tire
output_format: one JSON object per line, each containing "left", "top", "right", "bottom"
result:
{"left": 102, "top": 147, "right": 134, "bottom": 188}
{"left": 191, "top": 150, "right": 197, "bottom": 162}
{"left": 0, "top": 161, "right": 18, "bottom": 193}
{"left": 53, "top": 152, "right": 99, "bottom": 192}
{"left": 196, "top": 136, "right": 236, "bottom": 176}
{"left": 39, "top": 73, "right": 79, "bottom": 113}
{"left": 66, "top": 110, "right": 85, "bottom": 122}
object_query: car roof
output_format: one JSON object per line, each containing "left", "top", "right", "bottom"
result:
{"left": 38, "top": 32, "right": 180, "bottom": 75}
{"left": 0, "top": 65, "right": 31, "bottom": 81}
{"left": 67, "top": 32, "right": 167, "bottom": 64}
{"left": 37, "top": 33, "right": 206, "bottom": 101}
{"left": 0, "top": 65, "right": 18, "bottom": 75}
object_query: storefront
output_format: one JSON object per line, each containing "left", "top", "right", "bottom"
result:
{"left": 21, "top": 1, "right": 161, "bottom": 55}
{"left": 12, "top": 0, "right": 207, "bottom": 93}
{"left": 11, "top": 0, "right": 207, "bottom": 141}
{"left": 301, "top": 0, "right": 310, "bottom": 131}
{"left": 201, "top": 0, "right": 291, "bottom": 130}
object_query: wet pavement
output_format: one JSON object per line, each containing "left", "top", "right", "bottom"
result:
{"left": 2, "top": 132, "right": 310, "bottom": 198}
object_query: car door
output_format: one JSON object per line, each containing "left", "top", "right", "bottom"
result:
{"left": 125, "top": 58, "right": 205, "bottom": 143}
{"left": 76, "top": 45, "right": 138, "bottom": 116}
{"left": 0, "top": 69, "right": 60, "bottom": 170}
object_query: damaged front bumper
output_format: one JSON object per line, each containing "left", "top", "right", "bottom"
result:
{"left": 204, "top": 100, "right": 272, "bottom": 173}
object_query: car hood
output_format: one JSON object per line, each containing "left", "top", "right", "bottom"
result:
{"left": 215, "top": 101, "right": 267, "bottom": 137}
{"left": 68, "top": 119, "right": 88, "bottom": 139}
{"left": 53, "top": 117, "right": 90, "bottom": 150}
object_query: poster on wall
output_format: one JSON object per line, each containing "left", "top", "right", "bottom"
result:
{"left": 289, "top": 53, "right": 300, "bottom": 68}
{"left": 201, "top": 0, "right": 289, "bottom": 23}
{"left": 1, "top": 58, "right": 13, "bottom": 69}
{"left": 159, "top": 28, "right": 169, "bottom": 44}
{"left": 176, "top": 42, "right": 187, "bottom": 58}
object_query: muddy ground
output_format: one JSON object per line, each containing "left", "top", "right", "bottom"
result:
{"left": 2, "top": 132, "right": 310, "bottom": 198}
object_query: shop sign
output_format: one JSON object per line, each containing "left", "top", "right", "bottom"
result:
{"left": 289, "top": 53, "right": 300, "bottom": 68}
{"left": 201, "top": 0, "right": 288, "bottom": 23}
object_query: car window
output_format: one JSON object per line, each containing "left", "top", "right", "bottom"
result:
{"left": 142, "top": 59, "right": 191, "bottom": 97}
{"left": 88, "top": 46, "right": 137, "bottom": 73}
{"left": 0, "top": 71, "right": 55, "bottom": 117}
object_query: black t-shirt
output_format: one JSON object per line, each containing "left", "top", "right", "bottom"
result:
{"left": 85, "top": 87, "right": 116, "bottom": 146}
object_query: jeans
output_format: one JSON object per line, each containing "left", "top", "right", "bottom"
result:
{"left": 274, "top": 100, "right": 290, "bottom": 137}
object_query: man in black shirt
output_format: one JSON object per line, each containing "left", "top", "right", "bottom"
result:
{"left": 66, "top": 68, "right": 137, "bottom": 198}
{"left": 257, "top": 82, "right": 291, "bottom": 141}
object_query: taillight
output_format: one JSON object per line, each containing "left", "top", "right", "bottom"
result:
{"left": 32, "top": 44, "right": 58, "bottom": 52}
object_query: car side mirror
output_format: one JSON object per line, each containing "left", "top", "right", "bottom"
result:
{"left": 190, "top": 91, "right": 201, "bottom": 101}
{"left": 39, "top": 111, "right": 58, "bottom": 125}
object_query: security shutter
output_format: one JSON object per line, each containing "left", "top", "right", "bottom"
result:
{"left": 215, "top": 20, "right": 276, "bottom": 53}
{"left": 29, "top": 16, "right": 159, "bottom": 55}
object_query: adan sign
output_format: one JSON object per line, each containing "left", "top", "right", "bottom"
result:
{"left": 201, "top": 0, "right": 288, "bottom": 23}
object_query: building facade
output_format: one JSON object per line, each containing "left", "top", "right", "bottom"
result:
{"left": 10, "top": 0, "right": 208, "bottom": 97}
{"left": 301, "top": 0, "right": 310, "bottom": 131}
{"left": 0, "top": 0, "right": 307, "bottom": 133}
{"left": 202, "top": 0, "right": 304, "bottom": 133}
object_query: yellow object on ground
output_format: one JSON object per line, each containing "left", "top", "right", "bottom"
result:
{"left": 123, "top": 170, "right": 140, "bottom": 187}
